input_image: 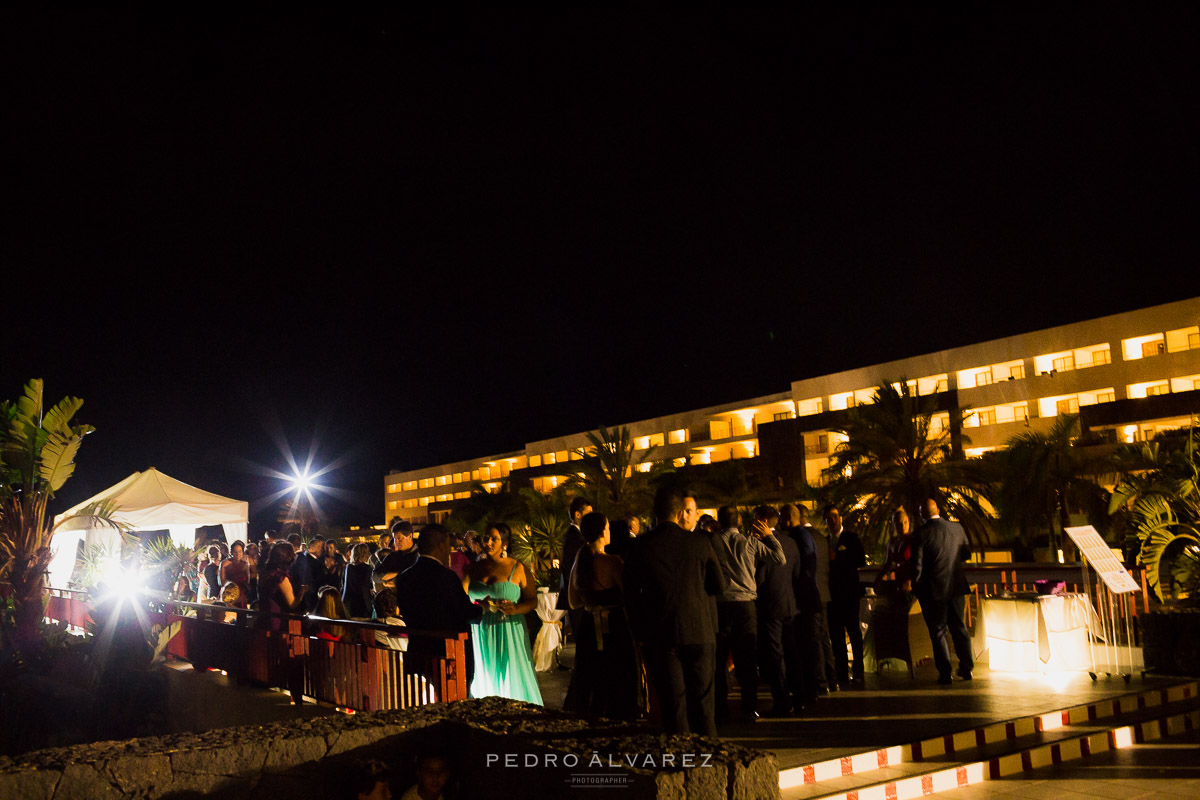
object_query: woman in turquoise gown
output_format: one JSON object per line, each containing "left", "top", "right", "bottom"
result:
{"left": 462, "top": 523, "right": 544, "bottom": 705}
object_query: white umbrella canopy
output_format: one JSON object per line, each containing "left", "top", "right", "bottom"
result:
{"left": 48, "top": 468, "right": 249, "bottom": 587}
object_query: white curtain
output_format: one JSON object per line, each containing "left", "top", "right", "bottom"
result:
{"left": 222, "top": 522, "right": 248, "bottom": 544}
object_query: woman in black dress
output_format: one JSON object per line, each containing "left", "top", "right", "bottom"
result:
{"left": 563, "top": 512, "right": 640, "bottom": 721}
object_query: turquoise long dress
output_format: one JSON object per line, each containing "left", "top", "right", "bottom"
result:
{"left": 467, "top": 564, "right": 544, "bottom": 705}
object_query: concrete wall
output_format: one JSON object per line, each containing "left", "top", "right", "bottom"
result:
{"left": 0, "top": 697, "right": 779, "bottom": 800}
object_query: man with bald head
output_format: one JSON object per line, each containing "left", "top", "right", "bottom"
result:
{"left": 912, "top": 499, "right": 973, "bottom": 685}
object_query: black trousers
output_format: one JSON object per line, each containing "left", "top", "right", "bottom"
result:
{"left": 715, "top": 601, "right": 758, "bottom": 718}
{"left": 759, "top": 615, "right": 806, "bottom": 710}
{"left": 810, "top": 605, "right": 837, "bottom": 690}
{"left": 828, "top": 598, "right": 864, "bottom": 683}
{"left": 919, "top": 593, "right": 973, "bottom": 678}
{"left": 795, "top": 608, "right": 823, "bottom": 699}
{"left": 643, "top": 643, "right": 717, "bottom": 736}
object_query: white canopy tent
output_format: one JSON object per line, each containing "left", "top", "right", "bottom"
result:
{"left": 48, "top": 468, "right": 249, "bottom": 588}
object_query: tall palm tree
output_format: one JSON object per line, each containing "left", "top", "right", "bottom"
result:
{"left": 1, "top": 380, "right": 96, "bottom": 646}
{"left": 823, "top": 381, "right": 993, "bottom": 554}
{"left": 571, "top": 425, "right": 659, "bottom": 518}
{"left": 994, "top": 414, "right": 1112, "bottom": 558}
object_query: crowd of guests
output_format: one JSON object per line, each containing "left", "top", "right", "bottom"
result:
{"left": 592, "top": 487, "right": 973, "bottom": 736}
{"left": 168, "top": 486, "right": 973, "bottom": 738}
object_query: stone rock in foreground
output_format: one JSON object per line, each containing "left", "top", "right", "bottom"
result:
{"left": 0, "top": 697, "right": 778, "bottom": 799}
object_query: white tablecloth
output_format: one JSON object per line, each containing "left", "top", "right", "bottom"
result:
{"left": 982, "top": 594, "right": 1098, "bottom": 673}
{"left": 533, "top": 588, "right": 565, "bottom": 671}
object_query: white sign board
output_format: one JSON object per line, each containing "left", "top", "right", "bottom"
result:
{"left": 1064, "top": 525, "right": 1141, "bottom": 594}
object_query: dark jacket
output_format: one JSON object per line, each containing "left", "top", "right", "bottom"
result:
{"left": 342, "top": 562, "right": 374, "bottom": 618}
{"left": 392, "top": 555, "right": 483, "bottom": 683}
{"left": 912, "top": 516, "right": 971, "bottom": 601}
{"left": 557, "top": 523, "right": 584, "bottom": 610}
{"left": 754, "top": 529, "right": 802, "bottom": 620}
{"left": 791, "top": 525, "right": 823, "bottom": 612}
{"left": 393, "top": 555, "right": 482, "bottom": 635}
{"left": 829, "top": 527, "right": 866, "bottom": 603}
{"left": 623, "top": 521, "right": 726, "bottom": 646}
{"left": 373, "top": 546, "right": 419, "bottom": 585}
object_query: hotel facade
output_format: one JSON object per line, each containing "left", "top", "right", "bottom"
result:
{"left": 385, "top": 297, "right": 1200, "bottom": 525}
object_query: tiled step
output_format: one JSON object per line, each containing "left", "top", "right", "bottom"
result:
{"left": 779, "top": 680, "right": 1198, "bottom": 800}
{"left": 921, "top": 726, "right": 1200, "bottom": 798}
{"left": 794, "top": 705, "right": 1199, "bottom": 800}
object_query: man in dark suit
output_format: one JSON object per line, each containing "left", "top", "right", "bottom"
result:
{"left": 625, "top": 487, "right": 726, "bottom": 736}
{"left": 754, "top": 505, "right": 805, "bottom": 717}
{"left": 374, "top": 519, "right": 419, "bottom": 590}
{"left": 287, "top": 533, "right": 326, "bottom": 612}
{"left": 824, "top": 505, "right": 866, "bottom": 687}
{"left": 392, "top": 523, "right": 483, "bottom": 696}
{"left": 912, "top": 499, "right": 974, "bottom": 684}
{"left": 557, "top": 496, "right": 593, "bottom": 646}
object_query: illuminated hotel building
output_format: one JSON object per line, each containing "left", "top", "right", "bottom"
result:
{"left": 385, "top": 297, "right": 1200, "bottom": 524}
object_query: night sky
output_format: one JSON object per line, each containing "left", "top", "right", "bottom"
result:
{"left": 3, "top": 6, "right": 1198, "bottom": 530}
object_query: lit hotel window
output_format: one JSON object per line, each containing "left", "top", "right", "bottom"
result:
{"left": 1122, "top": 333, "right": 1166, "bottom": 360}
{"left": 1128, "top": 380, "right": 1170, "bottom": 398}
{"left": 797, "top": 397, "right": 824, "bottom": 416}
{"left": 1170, "top": 374, "right": 1200, "bottom": 393}
{"left": 668, "top": 428, "right": 688, "bottom": 444}
{"left": 1166, "top": 326, "right": 1200, "bottom": 352}
{"left": 917, "top": 375, "right": 948, "bottom": 395}
{"left": 1035, "top": 344, "right": 1109, "bottom": 374}
{"left": 403, "top": 481, "right": 417, "bottom": 491}
{"left": 830, "top": 392, "right": 854, "bottom": 411}
{"left": 528, "top": 455, "right": 542, "bottom": 467}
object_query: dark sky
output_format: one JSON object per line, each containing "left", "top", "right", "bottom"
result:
{"left": 3, "top": 6, "right": 1198, "bottom": 529}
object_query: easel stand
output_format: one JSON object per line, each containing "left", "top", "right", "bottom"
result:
{"left": 1066, "top": 525, "right": 1142, "bottom": 684}
{"left": 1080, "top": 559, "right": 1139, "bottom": 683}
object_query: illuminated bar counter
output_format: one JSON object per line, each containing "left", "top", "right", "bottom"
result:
{"left": 981, "top": 592, "right": 1100, "bottom": 673}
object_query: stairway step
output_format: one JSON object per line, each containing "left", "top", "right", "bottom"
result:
{"left": 789, "top": 705, "right": 1200, "bottom": 800}
{"left": 778, "top": 679, "right": 1196, "bottom": 792}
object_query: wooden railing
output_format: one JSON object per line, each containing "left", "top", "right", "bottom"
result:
{"left": 38, "top": 589, "right": 469, "bottom": 713}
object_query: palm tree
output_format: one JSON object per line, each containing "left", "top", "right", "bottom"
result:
{"left": 509, "top": 486, "right": 569, "bottom": 588}
{"left": 571, "top": 426, "right": 659, "bottom": 518}
{"left": 0, "top": 380, "right": 96, "bottom": 646}
{"left": 1108, "top": 427, "right": 1200, "bottom": 602}
{"left": 993, "top": 414, "right": 1112, "bottom": 559}
{"left": 823, "top": 381, "right": 993, "bottom": 554}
